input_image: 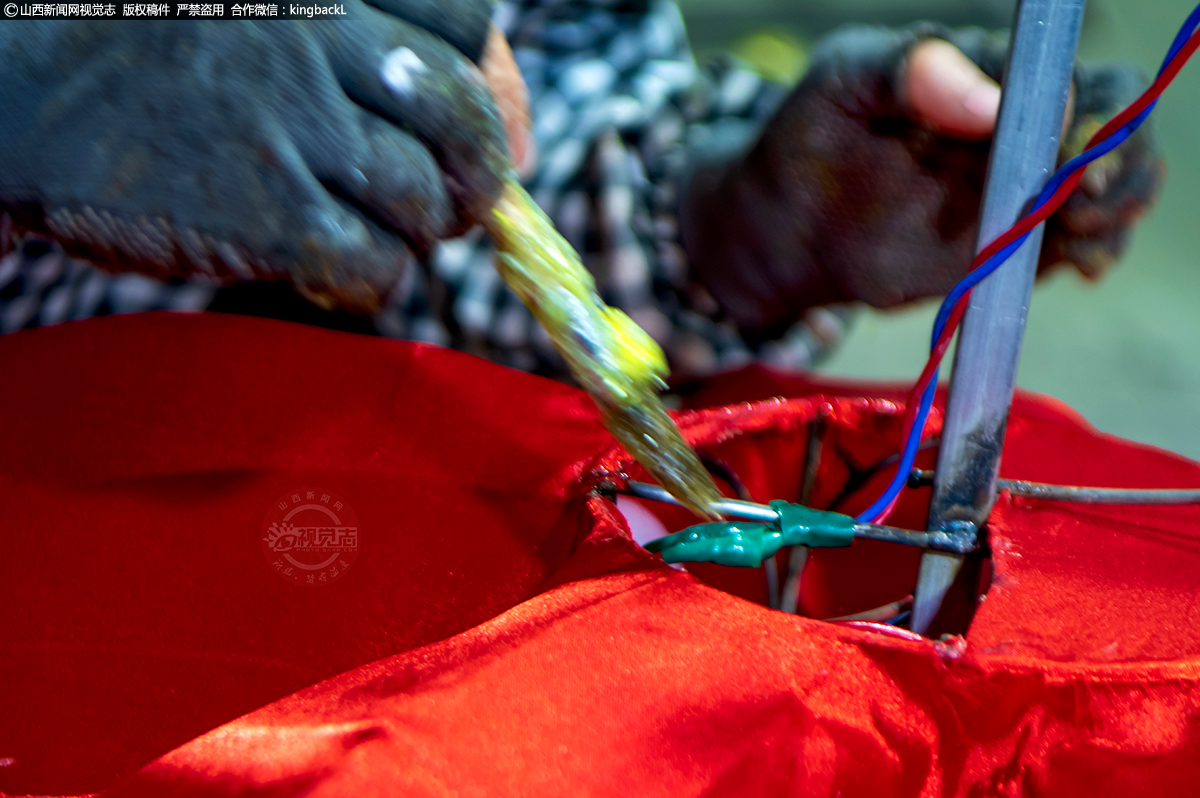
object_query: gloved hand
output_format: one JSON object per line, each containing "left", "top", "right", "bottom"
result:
{"left": 0, "top": 4, "right": 514, "bottom": 312}
{"left": 680, "top": 24, "right": 1164, "bottom": 343}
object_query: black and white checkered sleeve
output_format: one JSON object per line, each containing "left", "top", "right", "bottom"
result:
{"left": 0, "top": 0, "right": 854, "bottom": 380}
{"left": 376, "top": 0, "right": 855, "bottom": 378}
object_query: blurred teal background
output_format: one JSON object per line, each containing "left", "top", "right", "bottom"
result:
{"left": 679, "top": 0, "right": 1200, "bottom": 460}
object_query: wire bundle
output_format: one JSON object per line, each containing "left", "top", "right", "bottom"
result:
{"left": 857, "top": 4, "right": 1200, "bottom": 524}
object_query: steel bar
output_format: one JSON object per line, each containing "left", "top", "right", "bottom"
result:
{"left": 779, "top": 547, "right": 809, "bottom": 614}
{"left": 852, "top": 524, "right": 975, "bottom": 554}
{"left": 621, "top": 480, "right": 777, "bottom": 521}
{"left": 911, "top": 470, "right": 1200, "bottom": 504}
{"left": 914, "top": 0, "right": 1086, "bottom": 635}
{"left": 618, "top": 482, "right": 976, "bottom": 554}
{"left": 764, "top": 550, "right": 781, "bottom": 609}
{"left": 1001, "top": 480, "right": 1200, "bottom": 503}
{"left": 780, "top": 416, "right": 826, "bottom": 614}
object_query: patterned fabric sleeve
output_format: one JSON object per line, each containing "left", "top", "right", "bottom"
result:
{"left": 0, "top": 1, "right": 854, "bottom": 379}
{"left": 377, "top": 0, "right": 855, "bottom": 379}
{"left": 0, "top": 232, "right": 216, "bottom": 334}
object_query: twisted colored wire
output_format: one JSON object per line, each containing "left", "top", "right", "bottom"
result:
{"left": 857, "top": 10, "right": 1200, "bottom": 524}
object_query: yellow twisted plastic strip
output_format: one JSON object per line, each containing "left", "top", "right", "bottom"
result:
{"left": 486, "top": 180, "right": 723, "bottom": 520}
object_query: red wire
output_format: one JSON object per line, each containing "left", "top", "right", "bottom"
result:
{"left": 869, "top": 294, "right": 967, "bottom": 522}
{"left": 869, "top": 27, "right": 1200, "bottom": 524}
{"left": 969, "top": 28, "right": 1200, "bottom": 272}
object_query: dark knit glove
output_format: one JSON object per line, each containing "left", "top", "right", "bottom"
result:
{"left": 0, "top": 6, "right": 506, "bottom": 312}
{"left": 680, "top": 24, "right": 1164, "bottom": 343}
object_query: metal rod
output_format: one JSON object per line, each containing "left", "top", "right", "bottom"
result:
{"left": 779, "top": 547, "right": 809, "bottom": 614}
{"left": 618, "top": 481, "right": 976, "bottom": 554}
{"left": 826, "top": 596, "right": 912, "bottom": 624}
{"left": 912, "top": 470, "right": 1200, "bottom": 504}
{"left": 1000, "top": 480, "right": 1200, "bottom": 503}
{"left": 621, "top": 480, "right": 778, "bottom": 521}
{"left": 764, "top": 552, "right": 781, "bottom": 610}
{"left": 915, "top": 0, "right": 1086, "bottom": 635}
{"left": 853, "top": 524, "right": 975, "bottom": 554}
{"left": 780, "top": 415, "right": 826, "bottom": 614}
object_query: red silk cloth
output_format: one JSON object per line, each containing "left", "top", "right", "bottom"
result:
{"left": 3, "top": 312, "right": 1200, "bottom": 797}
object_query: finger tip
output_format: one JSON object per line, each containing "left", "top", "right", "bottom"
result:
{"left": 907, "top": 39, "right": 999, "bottom": 140}
{"left": 515, "top": 132, "right": 538, "bottom": 180}
{"left": 481, "top": 25, "right": 533, "bottom": 174}
{"left": 962, "top": 82, "right": 1000, "bottom": 123}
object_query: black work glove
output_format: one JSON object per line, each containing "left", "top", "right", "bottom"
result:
{"left": 0, "top": 5, "right": 507, "bottom": 313}
{"left": 680, "top": 24, "right": 1164, "bottom": 343}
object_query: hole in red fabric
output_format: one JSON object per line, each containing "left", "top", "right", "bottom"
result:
{"left": 598, "top": 394, "right": 992, "bottom": 635}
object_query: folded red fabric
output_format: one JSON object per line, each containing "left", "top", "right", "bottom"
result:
{"left": 2, "top": 313, "right": 1198, "bottom": 797}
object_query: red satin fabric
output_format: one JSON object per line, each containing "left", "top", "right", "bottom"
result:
{"left": 3, "top": 313, "right": 1200, "bottom": 797}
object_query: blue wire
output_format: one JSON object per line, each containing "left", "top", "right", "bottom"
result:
{"left": 1164, "top": 4, "right": 1200, "bottom": 68}
{"left": 855, "top": 5, "right": 1200, "bottom": 523}
{"left": 862, "top": 129, "right": 1151, "bottom": 522}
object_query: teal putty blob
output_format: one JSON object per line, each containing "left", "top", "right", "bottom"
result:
{"left": 642, "top": 501, "right": 856, "bottom": 567}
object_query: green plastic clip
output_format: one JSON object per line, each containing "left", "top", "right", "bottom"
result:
{"left": 770, "top": 501, "right": 856, "bottom": 549}
{"left": 642, "top": 502, "right": 856, "bottom": 567}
